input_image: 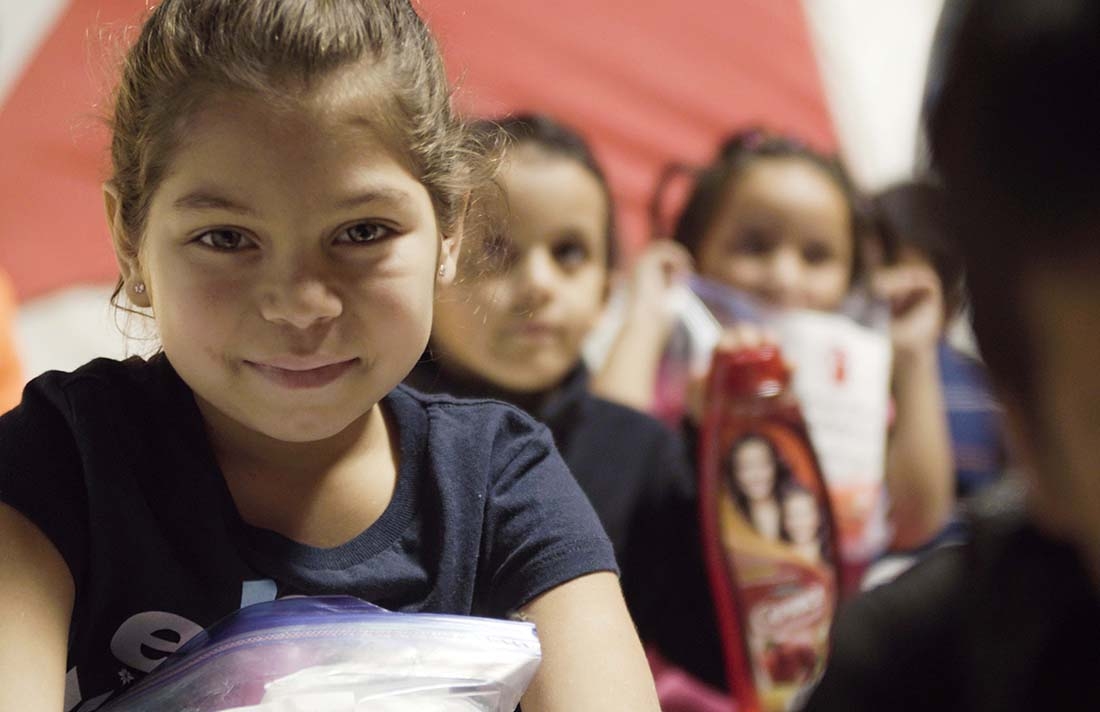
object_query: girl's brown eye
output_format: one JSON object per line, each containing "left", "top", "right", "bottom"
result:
{"left": 552, "top": 238, "right": 590, "bottom": 270}
{"left": 732, "top": 228, "right": 774, "bottom": 256}
{"left": 197, "top": 229, "right": 252, "bottom": 251}
{"left": 802, "top": 242, "right": 835, "bottom": 265}
{"left": 336, "top": 222, "right": 392, "bottom": 244}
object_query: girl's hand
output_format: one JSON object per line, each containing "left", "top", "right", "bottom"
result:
{"left": 872, "top": 259, "right": 955, "bottom": 550}
{"left": 686, "top": 323, "right": 783, "bottom": 424}
{"left": 872, "top": 261, "right": 944, "bottom": 362}
{"left": 592, "top": 240, "right": 693, "bottom": 412}
{"left": 714, "top": 322, "right": 778, "bottom": 353}
{"left": 622, "top": 239, "right": 694, "bottom": 341}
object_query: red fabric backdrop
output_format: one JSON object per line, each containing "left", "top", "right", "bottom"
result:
{"left": 0, "top": 0, "right": 834, "bottom": 302}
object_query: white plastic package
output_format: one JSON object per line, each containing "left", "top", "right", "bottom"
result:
{"left": 663, "top": 276, "right": 895, "bottom": 577}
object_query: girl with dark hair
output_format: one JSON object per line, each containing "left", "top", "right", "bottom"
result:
{"left": 726, "top": 433, "right": 791, "bottom": 541}
{"left": 872, "top": 180, "right": 1006, "bottom": 498}
{"left": 405, "top": 112, "right": 703, "bottom": 685}
{"left": 0, "top": 6, "right": 659, "bottom": 708}
{"left": 668, "top": 129, "right": 866, "bottom": 307}
{"left": 595, "top": 128, "right": 955, "bottom": 555}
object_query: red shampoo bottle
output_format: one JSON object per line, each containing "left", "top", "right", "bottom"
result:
{"left": 698, "top": 345, "right": 840, "bottom": 712}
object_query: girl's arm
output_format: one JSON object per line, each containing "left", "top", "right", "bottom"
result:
{"left": 517, "top": 571, "right": 660, "bottom": 711}
{"left": 875, "top": 264, "right": 955, "bottom": 549}
{"left": 885, "top": 346, "right": 954, "bottom": 548}
{"left": 591, "top": 241, "right": 693, "bottom": 412}
{"left": 0, "top": 502, "right": 74, "bottom": 710}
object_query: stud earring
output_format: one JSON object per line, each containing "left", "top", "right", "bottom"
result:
{"left": 133, "top": 282, "right": 146, "bottom": 295}
{"left": 438, "top": 265, "right": 446, "bottom": 277}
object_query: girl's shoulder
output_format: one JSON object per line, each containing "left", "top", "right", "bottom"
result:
{"left": 22, "top": 354, "right": 175, "bottom": 400}
{"left": 387, "top": 383, "right": 566, "bottom": 493}
{"left": 9, "top": 355, "right": 175, "bottom": 423}
{"left": 0, "top": 356, "right": 188, "bottom": 596}
{"left": 2, "top": 354, "right": 198, "bottom": 484}
{"left": 393, "top": 383, "right": 554, "bottom": 447}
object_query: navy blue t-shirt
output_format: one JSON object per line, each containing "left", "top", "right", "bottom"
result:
{"left": 0, "top": 355, "right": 616, "bottom": 710}
{"left": 407, "top": 357, "right": 723, "bottom": 689}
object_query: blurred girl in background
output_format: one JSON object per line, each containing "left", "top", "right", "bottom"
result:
{"left": 595, "top": 129, "right": 955, "bottom": 555}
{"left": 406, "top": 114, "right": 703, "bottom": 668}
{"left": 872, "top": 180, "right": 1006, "bottom": 500}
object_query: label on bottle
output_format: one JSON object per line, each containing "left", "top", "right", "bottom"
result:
{"left": 703, "top": 400, "right": 839, "bottom": 712}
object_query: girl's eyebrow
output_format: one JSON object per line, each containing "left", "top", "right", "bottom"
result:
{"left": 172, "top": 190, "right": 255, "bottom": 215}
{"left": 171, "top": 187, "right": 414, "bottom": 214}
{"left": 333, "top": 187, "right": 413, "bottom": 210}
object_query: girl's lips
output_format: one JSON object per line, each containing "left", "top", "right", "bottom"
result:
{"left": 246, "top": 358, "right": 359, "bottom": 390}
{"left": 506, "top": 321, "right": 559, "bottom": 340}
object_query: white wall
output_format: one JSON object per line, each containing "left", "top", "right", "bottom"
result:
{"left": 802, "top": 0, "right": 945, "bottom": 191}
{"left": 0, "top": 0, "right": 69, "bottom": 103}
{"left": 15, "top": 284, "right": 154, "bottom": 378}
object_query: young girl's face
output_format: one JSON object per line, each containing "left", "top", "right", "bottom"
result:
{"left": 695, "top": 157, "right": 854, "bottom": 312}
{"left": 431, "top": 146, "right": 609, "bottom": 392}
{"left": 782, "top": 490, "right": 820, "bottom": 546}
{"left": 114, "top": 74, "right": 455, "bottom": 443}
{"left": 733, "top": 437, "right": 778, "bottom": 502}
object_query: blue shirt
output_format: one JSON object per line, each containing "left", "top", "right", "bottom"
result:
{"left": 0, "top": 355, "right": 615, "bottom": 709}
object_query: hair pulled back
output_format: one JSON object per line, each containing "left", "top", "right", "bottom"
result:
{"left": 108, "top": 0, "right": 496, "bottom": 301}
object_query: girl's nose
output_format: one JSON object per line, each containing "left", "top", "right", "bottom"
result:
{"left": 762, "top": 248, "right": 804, "bottom": 305}
{"left": 259, "top": 272, "right": 343, "bottom": 329}
{"left": 514, "top": 249, "right": 556, "bottom": 308}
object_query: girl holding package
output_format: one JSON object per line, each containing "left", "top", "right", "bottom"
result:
{"left": 595, "top": 131, "right": 954, "bottom": 555}
{"left": 0, "top": 2, "right": 660, "bottom": 709}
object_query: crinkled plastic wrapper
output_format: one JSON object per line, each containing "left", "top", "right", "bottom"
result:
{"left": 664, "top": 276, "right": 894, "bottom": 588}
{"left": 101, "top": 596, "right": 541, "bottom": 712}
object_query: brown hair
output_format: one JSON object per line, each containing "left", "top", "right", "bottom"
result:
{"left": 871, "top": 181, "right": 965, "bottom": 320}
{"left": 477, "top": 114, "right": 618, "bottom": 268}
{"left": 108, "top": 0, "right": 496, "bottom": 304}
{"left": 653, "top": 128, "right": 867, "bottom": 287}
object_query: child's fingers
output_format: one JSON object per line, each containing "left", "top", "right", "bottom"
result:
{"left": 636, "top": 240, "right": 694, "bottom": 281}
{"left": 626, "top": 241, "right": 695, "bottom": 308}
{"left": 872, "top": 262, "right": 938, "bottom": 296}
{"left": 716, "top": 323, "right": 777, "bottom": 352}
{"left": 872, "top": 264, "right": 942, "bottom": 315}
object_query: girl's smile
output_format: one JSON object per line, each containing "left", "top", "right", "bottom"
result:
{"left": 245, "top": 357, "right": 361, "bottom": 390}
{"left": 121, "top": 76, "right": 456, "bottom": 445}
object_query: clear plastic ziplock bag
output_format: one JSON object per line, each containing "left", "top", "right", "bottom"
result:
{"left": 101, "top": 596, "right": 541, "bottom": 712}
{"left": 666, "top": 276, "right": 894, "bottom": 594}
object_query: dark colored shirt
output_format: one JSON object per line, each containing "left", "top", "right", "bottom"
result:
{"left": 805, "top": 482, "right": 1100, "bottom": 711}
{"left": 0, "top": 355, "right": 616, "bottom": 709}
{"left": 406, "top": 357, "right": 726, "bottom": 689}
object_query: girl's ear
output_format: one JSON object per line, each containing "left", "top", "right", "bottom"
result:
{"left": 103, "top": 182, "right": 151, "bottom": 308}
{"left": 437, "top": 195, "right": 468, "bottom": 286}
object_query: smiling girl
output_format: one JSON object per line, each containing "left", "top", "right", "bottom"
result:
{"left": 0, "top": 3, "right": 659, "bottom": 710}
